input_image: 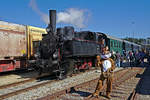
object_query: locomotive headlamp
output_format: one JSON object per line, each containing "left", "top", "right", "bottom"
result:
{"left": 46, "top": 26, "right": 50, "bottom": 32}
{"left": 53, "top": 52, "right": 58, "bottom": 59}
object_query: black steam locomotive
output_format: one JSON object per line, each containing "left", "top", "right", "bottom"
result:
{"left": 30, "top": 10, "right": 141, "bottom": 79}
{"left": 29, "top": 10, "right": 105, "bottom": 79}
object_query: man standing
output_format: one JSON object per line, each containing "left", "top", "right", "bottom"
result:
{"left": 116, "top": 51, "right": 121, "bottom": 67}
{"left": 92, "top": 46, "right": 115, "bottom": 99}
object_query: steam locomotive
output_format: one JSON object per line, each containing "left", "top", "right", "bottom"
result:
{"left": 29, "top": 10, "right": 141, "bottom": 79}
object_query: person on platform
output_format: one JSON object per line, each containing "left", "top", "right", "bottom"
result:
{"left": 92, "top": 46, "right": 115, "bottom": 99}
{"left": 115, "top": 51, "right": 121, "bottom": 67}
{"left": 135, "top": 50, "right": 140, "bottom": 66}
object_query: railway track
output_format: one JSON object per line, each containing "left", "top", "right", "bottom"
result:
{"left": 0, "top": 68, "right": 97, "bottom": 100}
{"left": 37, "top": 67, "right": 144, "bottom": 100}
{"left": 0, "top": 74, "right": 56, "bottom": 99}
{"left": 0, "top": 70, "right": 40, "bottom": 87}
{"left": 0, "top": 74, "right": 51, "bottom": 90}
{"left": 0, "top": 67, "right": 143, "bottom": 100}
{"left": 95, "top": 67, "right": 144, "bottom": 100}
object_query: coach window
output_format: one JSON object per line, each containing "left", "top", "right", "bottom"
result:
{"left": 120, "top": 43, "right": 122, "bottom": 48}
{"left": 114, "top": 41, "right": 115, "bottom": 47}
{"left": 117, "top": 42, "right": 118, "bottom": 48}
{"left": 111, "top": 41, "right": 113, "bottom": 47}
{"left": 110, "top": 41, "right": 112, "bottom": 47}
{"left": 116, "top": 41, "right": 118, "bottom": 48}
{"left": 120, "top": 42, "right": 121, "bottom": 48}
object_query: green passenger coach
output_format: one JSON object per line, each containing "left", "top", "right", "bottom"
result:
{"left": 101, "top": 33, "right": 123, "bottom": 55}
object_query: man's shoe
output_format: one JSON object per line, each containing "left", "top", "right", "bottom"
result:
{"left": 106, "top": 95, "right": 111, "bottom": 99}
{"left": 106, "top": 92, "right": 111, "bottom": 99}
{"left": 92, "top": 93, "right": 99, "bottom": 98}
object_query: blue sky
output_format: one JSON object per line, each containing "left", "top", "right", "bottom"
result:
{"left": 0, "top": 0, "right": 150, "bottom": 38}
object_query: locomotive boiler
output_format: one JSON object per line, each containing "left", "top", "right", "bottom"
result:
{"left": 29, "top": 10, "right": 61, "bottom": 76}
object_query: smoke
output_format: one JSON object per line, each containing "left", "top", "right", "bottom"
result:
{"left": 57, "top": 8, "right": 89, "bottom": 28}
{"left": 29, "top": 0, "right": 49, "bottom": 24}
{"left": 29, "top": 0, "right": 90, "bottom": 28}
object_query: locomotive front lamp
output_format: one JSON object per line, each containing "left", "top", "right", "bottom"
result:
{"left": 46, "top": 26, "right": 50, "bottom": 32}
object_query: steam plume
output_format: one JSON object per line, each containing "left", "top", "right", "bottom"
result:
{"left": 57, "top": 8, "right": 88, "bottom": 28}
{"left": 29, "top": 0, "right": 49, "bottom": 24}
{"left": 29, "top": 0, "right": 90, "bottom": 28}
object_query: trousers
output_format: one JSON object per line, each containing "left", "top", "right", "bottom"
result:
{"left": 93, "top": 72, "right": 113, "bottom": 96}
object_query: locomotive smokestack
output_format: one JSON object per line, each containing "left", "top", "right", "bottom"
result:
{"left": 49, "top": 10, "right": 56, "bottom": 34}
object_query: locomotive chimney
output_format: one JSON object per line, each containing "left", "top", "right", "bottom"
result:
{"left": 47, "top": 10, "right": 56, "bottom": 34}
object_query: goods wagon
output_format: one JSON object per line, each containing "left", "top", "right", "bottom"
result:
{"left": 26, "top": 26, "right": 47, "bottom": 59}
{"left": 0, "top": 21, "right": 46, "bottom": 72}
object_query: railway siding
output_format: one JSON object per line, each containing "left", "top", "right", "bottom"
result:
{"left": 0, "top": 71, "right": 40, "bottom": 87}
{"left": 4, "top": 69, "right": 103, "bottom": 100}
{"left": 1, "top": 67, "right": 149, "bottom": 100}
{"left": 38, "top": 68, "right": 126, "bottom": 100}
{"left": 46, "top": 67, "right": 144, "bottom": 100}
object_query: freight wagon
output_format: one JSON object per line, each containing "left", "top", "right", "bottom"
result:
{"left": 0, "top": 21, "right": 46, "bottom": 72}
